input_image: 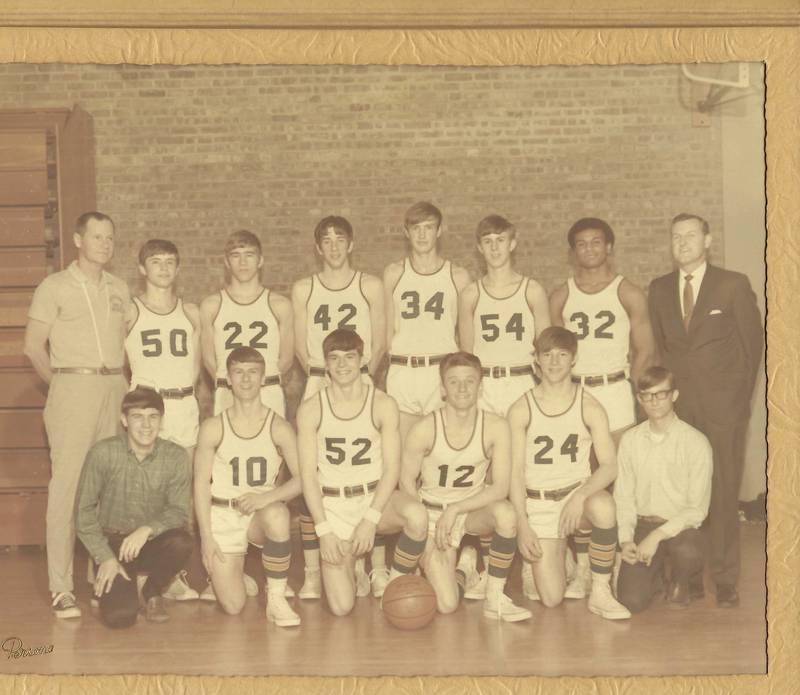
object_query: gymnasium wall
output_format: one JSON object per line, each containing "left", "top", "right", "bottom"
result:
{"left": 0, "top": 63, "right": 726, "bottom": 301}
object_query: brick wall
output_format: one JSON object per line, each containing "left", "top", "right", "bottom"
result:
{"left": 0, "top": 63, "right": 726, "bottom": 412}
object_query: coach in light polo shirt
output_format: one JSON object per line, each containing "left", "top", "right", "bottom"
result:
{"left": 24, "top": 211, "right": 130, "bottom": 620}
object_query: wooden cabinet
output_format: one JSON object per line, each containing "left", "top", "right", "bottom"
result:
{"left": 0, "top": 107, "right": 96, "bottom": 546}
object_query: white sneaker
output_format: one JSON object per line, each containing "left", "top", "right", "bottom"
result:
{"left": 369, "top": 568, "right": 391, "bottom": 598}
{"left": 298, "top": 569, "right": 322, "bottom": 599}
{"left": 588, "top": 581, "right": 631, "bottom": 620}
{"left": 355, "top": 559, "right": 370, "bottom": 598}
{"left": 243, "top": 572, "right": 259, "bottom": 597}
{"left": 521, "top": 563, "right": 540, "bottom": 601}
{"left": 52, "top": 592, "right": 81, "bottom": 619}
{"left": 483, "top": 591, "right": 532, "bottom": 622}
{"left": 266, "top": 593, "right": 301, "bottom": 627}
{"left": 284, "top": 583, "right": 295, "bottom": 598}
{"left": 457, "top": 547, "right": 483, "bottom": 600}
{"left": 464, "top": 570, "right": 488, "bottom": 600}
{"left": 162, "top": 571, "right": 199, "bottom": 601}
{"left": 564, "top": 565, "right": 592, "bottom": 600}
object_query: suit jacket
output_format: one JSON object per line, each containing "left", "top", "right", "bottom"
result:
{"left": 648, "top": 264, "right": 763, "bottom": 424}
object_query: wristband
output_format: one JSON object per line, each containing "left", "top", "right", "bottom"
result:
{"left": 314, "top": 521, "right": 332, "bottom": 537}
{"left": 363, "top": 507, "right": 382, "bottom": 525}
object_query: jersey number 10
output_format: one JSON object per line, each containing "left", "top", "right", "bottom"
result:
{"left": 229, "top": 456, "right": 268, "bottom": 486}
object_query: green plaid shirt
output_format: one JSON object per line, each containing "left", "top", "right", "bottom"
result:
{"left": 75, "top": 434, "right": 191, "bottom": 564}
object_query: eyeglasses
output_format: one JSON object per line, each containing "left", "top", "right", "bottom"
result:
{"left": 637, "top": 389, "right": 673, "bottom": 402}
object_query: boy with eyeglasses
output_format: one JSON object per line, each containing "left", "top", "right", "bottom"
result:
{"left": 613, "top": 366, "right": 712, "bottom": 612}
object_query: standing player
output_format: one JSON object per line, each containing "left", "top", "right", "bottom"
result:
{"left": 384, "top": 202, "right": 471, "bottom": 442}
{"left": 549, "top": 218, "right": 655, "bottom": 596}
{"left": 296, "top": 329, "right": 428, "bottom": 617}
{"left": 401, "top": 351, "right": 532, "bottom": 622}
{"left": 549, "top": 217, "right": 656, "bottom": 442}
{"left": 291, "top": 216, "right": 386, "bottom": 598}
{"left": 25, "top": 212, "right": 130, "bottom": 618}
{"left": 508, "top": 326, "right": 630, "bottom": 620}
{"left": 194, "top": 347, "right": 302, "bottom": 626}
{"left": 124, "top": 239, "right": 201, "bottom": 602}
{"left": 200, "top": 230, "right": 293, "bottom": 417}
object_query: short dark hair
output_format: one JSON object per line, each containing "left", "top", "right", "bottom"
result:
{"left": 637, "top": 365, "right": 675, "bottom": 392}
{"left": 226, "top": 346, "right": 265, "bottom": 371}
{"left": 567, "top": 217, "right": 615, "bottom": 249}
{"left": 535, "top": 326, "right": 578, "bottom": 357}
{"left": 121, "top": 386, "right": 164, "bottom": 416}
{"left": 75, "top": 211, "right": 114, "bottom": 237}
{"left": 224, "top": 229, "right": 262, "bottom": 255}
{"left": 439, "top": 351, "right": 483, "bottom": 382}
{"left": 323, "top": 328, "right": 364, "bottom": 358}
{"left": 138, "top": 239, "right": 180, "bottom": 267}
{"left": 404, "top": 201, "right": 442, "bottom": 229}
{"left": 476, "top": 214, "right": 516, "bottom": 241}
{"left": 314, "top": 216, "right": 354, "bottom": 246}
{"left": 671, "top": 213, "right": 710, "bottom": 235}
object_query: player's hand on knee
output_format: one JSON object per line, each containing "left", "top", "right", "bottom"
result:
{"left": 518, "top": 524, "right": 542, "bottom": 562}
{"left": 620, "top": 542, "right": 638, "bottom": 565}
{"left": 94, "top": 558, "right": 130, "bottom": 597}
{"left": 201, "top": 539, "right": 226, "bottom": 573}
{"left": 558, "top": 496, "right": 584, "bottom": 537}
{"left": 435, "top": 508, "right": 457, "bottom": 551}
{"left": 118, "top": 526, "right": 151, "bottom": 563}
{"left": 350, "top": 519, "right": 376, "bottom": 557}
{"left": 320, "top": 533, "right": 343, "bottom": 565}
{"left": 236, "top": 492, "right": 268, "bottom": 515}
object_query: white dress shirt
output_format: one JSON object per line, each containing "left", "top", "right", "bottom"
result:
{"left": 614, "top": 413, "right": 713, "bottom": 544}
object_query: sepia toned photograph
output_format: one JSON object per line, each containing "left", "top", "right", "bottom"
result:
{"left": 0, "top": 58, "right": 769, "bottom": 680}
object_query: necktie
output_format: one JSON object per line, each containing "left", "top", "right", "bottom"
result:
{"left": 683, "top": 274, "right": 694, "bottom": 330}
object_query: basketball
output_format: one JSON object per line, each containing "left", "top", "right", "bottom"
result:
{"left": 381, "top": 575, "right": 437, "bottom": 630}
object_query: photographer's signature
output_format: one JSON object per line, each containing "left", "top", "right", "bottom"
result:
{"left": 2, "top": 637, "right": 54, "bottom": 660}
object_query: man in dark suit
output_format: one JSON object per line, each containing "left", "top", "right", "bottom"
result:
{"left": 648, "top": 213, "right": 763, "bottom": 608}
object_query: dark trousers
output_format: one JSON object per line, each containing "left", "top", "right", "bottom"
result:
{"left": 616, "top": 520, "right": 704, "bottom": 614}
{"left": 677, "top": 396, "right": 748, "bottom": 587}
{"left": 98, "top": 528, "right": 193, "bottom": 629}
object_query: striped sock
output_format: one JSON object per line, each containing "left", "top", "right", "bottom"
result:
{"left": 455, "top": 568, "right": 466, "bottom": 598}
{"left": 487, "top": 533, "right": 516, "bottom": 579}
{"left": 574, "top": 528, "right": 591, "bottom": 557}
{"left": 262, "top": 539, "right": 292, "bottom": 579}
{"left": 479, "top": 534, "right": 492, "bottom": 571}
{"left": 298, "top": 497, "right": 320, "bottom": 570}
{"left": 391, "top": 532, "right": 426, "bottom": 575}
{"left": 589, "top": 526, "right": 618, "bottom": 575}
{"left": 371, "top": 535, "right": 387, "bottom": 569}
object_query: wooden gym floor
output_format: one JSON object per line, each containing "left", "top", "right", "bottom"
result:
{"left": 0, "top": 522, "right": 766, "bottom": 678}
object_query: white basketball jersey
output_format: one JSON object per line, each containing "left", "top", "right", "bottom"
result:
{"left": 390, "top": 258, "right": 458, "bottom": 355}
{"left": 125, "top": 297, "right": 195, "bottom": 389}
{"left": 211, "top": 409, "right": 281, "bottom": 499}
{"left": 213, "top": 288, "right": 281, "bottom": 379}
{"left": 561, "top": 275, "right": 630, "bottom": 375}
{"left": 473, "top": 278, "right": 535, "bottom": 367}
{"left": 306, "top": 272, "right": 372, "bottom": 368}
{"left": 524, "top": 387, "right": 592, "bottom": 490}
{"left": 315, "top": 385, "right": 383, "bottom": 488}
{"left": 420, "top": 408, "right": 489, "bottom": 506}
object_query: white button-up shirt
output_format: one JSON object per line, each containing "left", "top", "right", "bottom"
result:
{"left": 614, "top": 414, "right": 712, "bottom": 544}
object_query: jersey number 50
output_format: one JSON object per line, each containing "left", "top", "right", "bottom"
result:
{"left": 141, "top": 328, "right": 189, "bottom": 357}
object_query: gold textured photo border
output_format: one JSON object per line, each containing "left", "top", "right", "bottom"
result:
{"left": 0, "top": 4, "right": 796, "bottom": 694}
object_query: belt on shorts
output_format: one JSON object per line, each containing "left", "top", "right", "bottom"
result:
{"left": 571, "top": 370, "right": 627, "bottom": 387}
{"left": 481, "top": 365, "right": 533, "bottom": 379}
{"left": 216, "top": 375, "right": 281, "bottom": 389}
{"left": 320, "top": 480, "right": 379, "bottom": 498}
{"left": 211, "top": 495, "right": 240, "bottom": 509}
{"left": 157, "top": 386, "right": 194, "bottom": 399}
{"left": 389, "top": 354, "right": 447, "bottom": 368}
{"left": 308, "top": 365, "right": 368, "bottom": 377}
{"left": 421, "top": 499, "right": 445, "bottom": 510}
{"left": 526, "top": 480, "right": 583, "bottom": 501}
{"left": 637, "top": 514, "right": 667, "bottom": 524}
{"left": 53, "top": 366, "right": 123, "bottom": 376}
